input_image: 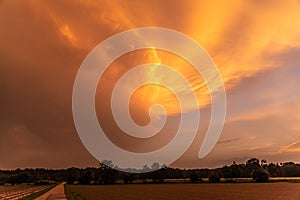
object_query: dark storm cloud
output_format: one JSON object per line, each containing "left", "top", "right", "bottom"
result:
{"left": 0, "top": 0, "right": 98, "bottom": 168}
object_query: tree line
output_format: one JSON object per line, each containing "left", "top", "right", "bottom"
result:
{"left": 1, "top": 158, "right": 300, "bottom": 185}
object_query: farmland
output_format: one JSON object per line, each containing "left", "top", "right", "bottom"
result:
{"left": 0, "top": 185, "right": 49, "bottom": 200}
{"left": 66, "top": 182, "right": 300, "bottom": 200}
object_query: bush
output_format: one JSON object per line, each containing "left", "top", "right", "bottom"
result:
{"left": 209, "top": 174, "right": 220, "bottom": 183}
{"left": 251, "top": 168, "right": 270, "bottom": 182}
{"left": 123, "top": 174, "right": 135, "bottom": 184}
{"left": 8, "top": 173, "right": 29, "bottom": 184}
{"left": 189, "top": 172, "right": 199, "bottom": 183}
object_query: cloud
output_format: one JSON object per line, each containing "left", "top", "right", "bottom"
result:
{"left": 217, "top": 138, "right": 240, "bottom": 144}
{"left": 280, "top": 141, "right": 300, "bottom": 153}
{"left": 0, "top": 0, "right": 300, "bottom": 169}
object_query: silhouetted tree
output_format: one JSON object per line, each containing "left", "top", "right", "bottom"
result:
{"left": 66, "top": 168, "right": 80, "bottom": 184}
{"left": 8, "top": 173, "right": 29, "bottom": 184}
{"left": 123, "top": 173, "right": 136, "bottom": 184}
{"left": 189, "top": 172, "right": 200, "bottom": 183}
{"left": 2, "top": 157, "right": 300, "bottom": 185}
{"left": 209, "top": 172, "right": 220, "bottom": 183}
{"left": 280, "top": 162, "right": 300, "bottom": 177}
{"left": 267, "top": 163, "right": 281, "bottom": 177}
{"left": 245, "top": 158, "right": 261, "bottom": 177}
{"left": 151, "top": 168, "right": 166, "bottom": 183}
{"left": 252, "top": 168, "right": 270, "bottom": 182}
{"left": 96, "top": 162, "right": 118, "bottom": 184}
{"left": 78, "top": 168, "right": 94, "bottom": 184}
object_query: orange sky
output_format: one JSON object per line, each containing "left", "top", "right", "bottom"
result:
{"left": 1, "top": 0, "right": 300, "bottom": 169}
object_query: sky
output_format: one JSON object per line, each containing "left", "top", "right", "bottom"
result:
{"left": 1, "top": 0, "right": 300, "bottom": 169}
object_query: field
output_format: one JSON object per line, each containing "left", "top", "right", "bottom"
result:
{"left": 66, "top": 183, "right": 300, "bottom": 200}
{"left": 0, "top": 185, "right": 49, "bottom": 200}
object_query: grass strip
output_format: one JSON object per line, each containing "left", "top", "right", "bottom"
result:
{"left": 20, "top": 184, "right": 57, "bottom": 200}
{"left": 64, "top": 184, "right": 87, "bottom": 200}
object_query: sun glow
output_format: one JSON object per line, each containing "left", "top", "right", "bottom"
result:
{"left": 146, "top": 47, "right": 163, "bottom": 103}
{"left": 125, "top": 46, "right": 210, "bottom": 117}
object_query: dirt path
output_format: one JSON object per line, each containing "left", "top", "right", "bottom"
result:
{"left": 35, "top": 183, "right": 66, "bottom": 200}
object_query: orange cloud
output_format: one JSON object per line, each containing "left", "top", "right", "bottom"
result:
{"left": 19, "top": 0, "right": 300, "bottom": 115}
{"left": 59, "top": 25, "right": 77, "bottom": 46}
{"left": 281, "top": 141, "right": 300, "bottom": 152}
{"left": 1, "top": 0, "right": 300, "bottom": 168}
